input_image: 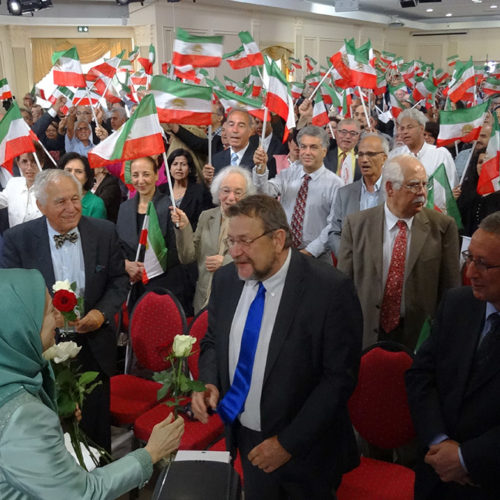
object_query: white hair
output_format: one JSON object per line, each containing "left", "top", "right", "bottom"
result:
{"left": 210, "top": 165, "right": 255, "bottom": 205}
{"left": 34, "top": 169, "right": 82, "bottom": 206}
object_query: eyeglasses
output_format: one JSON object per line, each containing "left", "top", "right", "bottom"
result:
{"left": 403, "top": 181, "right": 428, "bottom": 194}
{"left": 357, "top": 151, "right": 385, "bottom": 158}
{"left": 224, "top": 230, "right": 274, "bottom": 249}
{"left": 220, "top": 187, "right": 246, "bottom": 198}
{"left": 337, "top": 129, "right": 360, "bottom": 137}
{"left": 462, "top": 250, "right": 500, "bottom": 272}
{"left": 76, "top": 127, "right": 90, "bottom": 132}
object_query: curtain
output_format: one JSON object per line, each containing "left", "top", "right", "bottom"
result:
{"left": 32, "top": 38, "right": 132, "bottom": 83}
{"left": 263, "top": 45, "right": 293, "bottom": 80}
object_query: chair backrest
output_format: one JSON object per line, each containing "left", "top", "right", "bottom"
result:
{"left": 186, "top": 308, "right": 208, "bottom": 380}
{"left": 348, "top": 341, "right": 416, "bottom": 450}
{"left": 129, "top": 288, "right": 187, "bottom": 372}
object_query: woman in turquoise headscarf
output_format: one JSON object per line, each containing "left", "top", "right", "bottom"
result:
{"left": 0, "top": 268, "right": 184, "bottom": 499}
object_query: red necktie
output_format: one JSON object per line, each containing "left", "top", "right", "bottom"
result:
{"left": 380, "top": 220, "right": 407, "bottom": 333}
{"left": 290, "top": 174, "right": 311, "bottom": 248}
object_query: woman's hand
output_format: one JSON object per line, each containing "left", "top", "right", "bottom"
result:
{"left": 170, "top": 206, "right": 190, "bottom": 230}
{"left": 205, "top": 254, "right": 224, "bottom": 273}
{"left": 125, "top": 259, "right": 144, "bottom": 283}
{"left": 145, "top": 413, "right": 185, "bottom": 464}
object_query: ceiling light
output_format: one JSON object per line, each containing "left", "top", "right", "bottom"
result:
{"left": 7, "top": 0, "right": 52, "bottom": 15}
{"left": 445, "top": 12, "right": 452, "bottom": 16}
{"left": 471, "top": 0, "right": 482, "bottom": 3}
{"left": 491, "top": 4, "right": 498, "bottom": 8}
{"left": 426, "top": 8, "right": 433, "bottom": 12}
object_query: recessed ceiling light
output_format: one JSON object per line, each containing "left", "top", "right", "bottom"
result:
{"left": 491, "top": 4, "right": 498, "bottom": 8}
{"left": 446, "top": 12, "right": 453, "bottom": 17}
{"left": 426, "top": 8, "right": 433, "bottom": 12}
{"left": 471, "top": 0, "right": 482, "bottom": 3}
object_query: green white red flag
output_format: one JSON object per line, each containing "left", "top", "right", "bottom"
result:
{"left": 87, "top": 51, "right": 124, "bottom": 81}
{"left": 426, "top": 163, "right": 463, "bottom": 230}
{"left": 138, "top": 44, "right": 156, "bottom": 75}
{"left": 290, "top": 82, "right": 304, "bottom": 100}
{"left": 289, "top": 57, "right": 302, "bottom": 70}
{"left": 412, "top": 77, "right": 437, "bottom": 106}
{"left": 388, "top": 84, "right": 404, "bottom": 119}
{"left": 249, "top": 66, "right": 263, "bottom": 97}
{"left": 87, "top": 94, "right": 164, "bottom": 168}
{"left": 150, "top": 75, "right": 212, "bottom": 125}
{"left": 477, "top": 113, "right": 500, "bottom": 195}
{"left": 224, "top": 31, "right": 263, "bottom": 69}
{"left": 214, "top": 87, "right": 268, "bottom": 122}
{"left": 139, "top": 201, "right": 168, "bottom": 284}
{"left": 172, "top": 28, "right": 223, "bottom": 68}
{"left": 0, "top": 102, "right": 37, "bottom": 174}
{"left": 446, "top": 58, "right": 475, "bottom": 103}
{"left": 224, "top": 76, "right": 237, "bottom": 92}
{"left": 49, "top": 86, "right": 74, "bottom": 114}
{"left": 52, "top": 46, "right": 86, "bottom": 88}
{"left": 131, "top": 70, "right": 148, "bottom": 88}
{"left": 0, "top": 79, "right": 12, "bottom": 100}
{"left": 72, "top": 88, "right": 100, "bottom": 106}
{"left": 305, "top": 55, "right": 317, "bottom": 73}
{"left": 128, "top": 47, "right": 140, "bottom": 62}
{"left": 447, "top": 55, "right": 459, "bottom": 67}
{"left": 311, "top": 92, "right": 329, "bottom": 127}
{"left": 436, "top": 101, "right": 488, "bottom": 147}
{"left": 482, "top": 77, "right": 500, "bottom": 96}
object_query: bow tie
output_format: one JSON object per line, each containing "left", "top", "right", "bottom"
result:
{"left": 53, "top": 231, "right": 78, "bottom": 249}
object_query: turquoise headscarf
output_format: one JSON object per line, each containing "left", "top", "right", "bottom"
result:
{"left": 0, "top": 269, "right": 56, "bottom": 412}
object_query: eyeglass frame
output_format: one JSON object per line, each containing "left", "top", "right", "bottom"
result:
{"left": 356, "top": 151, "right": 385, "bottom": 159}
{"left": 224, "top": 229, "right": 276, "bottom": 249}
{"left": 402, "top": 181, "right": 428, "bottom": 194}
{"left": 337, "top": 129, "right": 360, "bottom": 138}
{"left": 462, "top": 250, "right": 500, "bottom": 272}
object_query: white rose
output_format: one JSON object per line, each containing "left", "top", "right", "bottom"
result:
{"left": 42, "top": 341, "right": 82, "bottom": 363}
{"left": 172, "top": 335, "right": 196, "bottom": 358}
{"left": 52, "top": 280, "right": 73, "bottom": 293}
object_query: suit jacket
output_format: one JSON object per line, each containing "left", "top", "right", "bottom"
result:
{"left": 212, "top": 135, "right": 259, "bottom": 174}
{"left": 94, "top": 174, "right": 122, "bottom": 223}
{"left": 328, "top": 179, "right": 383, "bottom": 255}
{"left": 174, "top": 206, "right": 232, "bottom": 313}
{"left": 406, "top": 287, "right": 500, "bottom": 500}
{"left": 2, "top": 216, "right": 128, "bottom": 376}
{"left": 199, "top": 250, "right": 362, "bottom": 483}
{"left": 266, "top": 134, "right": 288, "bottom": 158}
{"left": 337, "top": 205, "right": 460, "bottom": 350}
{"left": 324, "top": 146, "right": 361, "bottom": 181}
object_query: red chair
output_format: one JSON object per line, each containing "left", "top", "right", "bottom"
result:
{"left": 337, "top": 342, "right": 416, "bottom": 500}
{"left": 133, "top": 308, "right": 224, "bottom": 449}
{"left": 110, "top": 288, "right": 187, "bottom": 427}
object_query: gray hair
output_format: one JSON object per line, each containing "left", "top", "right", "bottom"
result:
{"left": 75, "top": 120, "right": 92, "bottom": 132}
{"left": 381, "top": 155, "right": 409, "bottom": 197}
{"left": 359, "top": 133, "right": 390, "bottom": 155}
{"left": 226, "top": 108, "right": 254, "bottom": 127}
{"left": 34, "top": 169, "right": 82, "bottom": 206}
{"left": 210, "top": 165, "right": 255, "bottom": 205}
{"left": 297, "top": 125, "right": 329, "bottom": 149}
{"left": 397, "top": 108, "right": 428, "bottom": 127}
{"left": 479, "top": 211, "right": 500, "bottom": 235}
{"left": 112, "top": 107, "right": 128, "bottom": 120}
{"left": 338, "top": 118, "right": 361, "bottom": 131}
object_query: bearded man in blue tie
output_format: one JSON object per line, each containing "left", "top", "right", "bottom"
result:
{"left": 192, "top": 194, "right": 362, "bottom": 500}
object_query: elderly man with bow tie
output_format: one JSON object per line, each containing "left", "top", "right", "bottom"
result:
{"left": 2, "top": 168, "right": 128, "bottom": 451}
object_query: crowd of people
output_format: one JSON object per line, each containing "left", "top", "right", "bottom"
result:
{"left": 0, "top": 73, "right": 499, "bottom": 500}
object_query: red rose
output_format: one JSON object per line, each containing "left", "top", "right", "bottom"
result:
{"left": 53, "top": 289, "right": 77, "bottom": 313}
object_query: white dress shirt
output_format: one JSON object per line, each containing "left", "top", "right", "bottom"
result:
{"left": 230, "top": 143, "right": 250, "bottom": 166}
{"left": 253, "top": 163, "right": 343, "bottom": 257}
{"left": 228, "top": 249, "right": 291, "bottom": 431}
{"left": 0, "top": 177, "right": 42, "bottom": 227}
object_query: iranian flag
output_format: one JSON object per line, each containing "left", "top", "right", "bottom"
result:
{"left": 138, "top": 44, "right": 156, "bottom": 75}
{"left": 264, "top": 57, "right": 295, "bottom": 140}
{"left": 436, "top": 101, "right": 488, "bottom": 147}
{"left": 374, "top": 72, "right": 387, "bottom": 96}
{"left": 88, "top": 94, "right": 164, "bottom": 168}
{"left": 224, "top": 76, "right": 237, "bottom": 93}
{"left": 447, "top": 58, "right": 476, "bottom": 103}
{"left": 388, "top": 85, "right": 404, "bottom": 119}
{"left": 49, "top": 86, "right": 74, "bottom": 114}
{"left": 150, "top": 75, "right": 212, "bottom": 125}
{"left": 0, "top": 79, "right": 12, "bottom": 100}
{"left": 305, "top": 55, "right": 317, "bottom": 73}
{"left": 477, "top": 113, "right": 500, "bottom": 195}
{"left": 0, "top": 103, "right": 36, "bottom": 174}
{"left": 119, "top": 59, "right": 133, "bottom": 73}
{"left": 131, "top": 71, "right": 148, "bottom": 87}
{"left": 249, "top": 66, "right": 263, "bottom": 97}
{"left": 342, "top": 88, "right": 353, "bottom": 118}
{"left": 379, "top": 51, "right": 396, "bottom": 67}
{"left": 447, "top": 55, "right": 459, "bottom": 67}
{"left": 482, "top": 77, "right": 500, "bottom": 96}
{"left": 320, "top": 83, "right": 341, "bottom": 108}
{"left": 304, "top": 72, "right": 321, "bottom": 88}
{"left": 138, "top": 201, "right": 168, "bottom": 284}
{"left": 289, "top": 57, "right": 302, "bottom": 70}
{"left": 413, "top": 77, "right": 437, "bottom": 106}
{"left": 433, "top": 68, "right": 450, "bottom": 87}
{"left": 172, "top": 28, "right": 223, "bottom": 68}
{"left": 52, "top": 46, "right": 86, "bottom": 88}
{"left": 290, "top": 82, "right": 304, "bottom": 100}
{"left": 426, "top": 163, "right": 463, "bottom": 229}
{"left": 72, "top": 88, "right": 100, "bottom": 106}
{"left": 214, "top": 87, "right": 268, "bottom": 122}
{"left": 224, "top": 46, "right": 251, "bottom": 70}
{"left": 87, "top": 51, "right": 124, "bottom": 81}
{"left": 311, "top": 92, "right": 329, "bottom": 127}
{"left": 224, "top": 31, "right": 264, "bottom": 68}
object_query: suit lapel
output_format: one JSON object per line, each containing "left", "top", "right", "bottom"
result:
{"left": 78, "top": 217, "right": 96, "bottom": 304}
{"left": 207, "top": 209, "right": 223, "bottom": 254}
{"left": 35, "top": 217, "right": 56, "bottom": 289}
{"left": 263, "top": 250, "right": 304, "bottom": 385}
{"left": 368, "top": 205, "right": 384, "bottom": 281}
{"left": 406, "top": 210, "right": 429, "bottom": 277}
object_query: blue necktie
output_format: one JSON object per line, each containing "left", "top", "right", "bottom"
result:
{"left": 218, "top": 282, "right": 266, "bottom": 424}
{"left": 231, "top": 152, "right": 239, "bottom": 166}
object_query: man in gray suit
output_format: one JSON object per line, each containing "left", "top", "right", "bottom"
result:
{"left": 329, "top": 133, "right": 387, "bottom": 255}
{"left": 337, "top": 154, "right": 461, "bottom": 350}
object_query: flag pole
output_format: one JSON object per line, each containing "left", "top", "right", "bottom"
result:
{"left": 328, "top": 121, "right": 335, "bottom": 140}
{"left": 459, "top": 139, "right": 477, "bottom": 185}
{"left": 207, "top": 124, "right": 212, "bottom": 166}
{"left": 35, "top": 140, "right": 58, "bottom": 167}
{"left": 357, "top": 86, "right": 371, "bottom": 127}
{"left": 411, "top": 99, "right": 423, "bottom": 109}
{"left": 33, "top": 151, "right": 43, "bottom": 171}
{"left": 454, "top": 140, "right": 459, "bottom": 157}
{"left": 162, "top": 151, "right": 179, "bottom": 228}
{"left": 260, "top": 107, "right": 268, "bottom": 146}
{"left": 308, "top": 66, "right": 334, "bottom": 101}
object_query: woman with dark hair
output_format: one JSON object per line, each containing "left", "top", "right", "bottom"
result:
{"left": 116, "top": 156, "right": 189, "bottom": 311}
{"left": 58, "top": 152, "right": 106, "bottom": 219}
{"left": 91, "top": 167, "right": 123, "bottom": 223}
{"left": 159, "top": 148, "right": 212, "bottom": 231}
{"left": 457, "top": 147, "right": 500, "bottom": 236}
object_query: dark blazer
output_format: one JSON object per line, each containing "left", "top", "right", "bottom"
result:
{"left": 406, "top": 287, "right": 500, "bottom": 500}
{"left": 324, "top": 146, "right": 361, "bottom": 180}
{"left": 94, "top": 174, "right": 123, "bottom": 223}
{"left": 212, "top": 135, "right": 266, "bottom": 174}
{"left": 199, "top": 250, "right": 362, "bottom": 485}
{"left": 174, "top": 126, "right": 225, "bottom": 157}
{"left": 2, "top": 216, "right": 128, "bottom": 377}
{"left": 266, "top": 133, "right": 288, "bottom": 158}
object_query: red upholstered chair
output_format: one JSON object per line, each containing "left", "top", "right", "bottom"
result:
{"left": 133, "top": 308, "right": 224, "bottom": 449}
{"left": 337, "top": 342, "right": 416, "bottom": 500}
{"left": 110, "top": 288, "right": 187, "bottom": 426}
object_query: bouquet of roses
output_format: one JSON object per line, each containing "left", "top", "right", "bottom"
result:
{"left": 153, "top": 334, "right": 206, "bottom": 417}
{"left": 52, "top": 280, "right": 84, "bottom": 336}
{"left": 43, "top": 341, "right": 111, "bottom": 470}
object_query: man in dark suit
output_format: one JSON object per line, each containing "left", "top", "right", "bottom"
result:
{"left": 338, "top": 154, "right": 460, "bottom": 350}
{"left": 253, "top": 115, "right": 288, "bottom": 159}
{"left": 192, "top": 194, "right": 362, "bottom": 499}
{"left": 2, "top": 168, "right": 128, "bottom": 450}
{"left": 328, "top": 133, "right": 387, "bottom": 255}
{"left": 406, "top": 211, "right": 500, "bottom": 500}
